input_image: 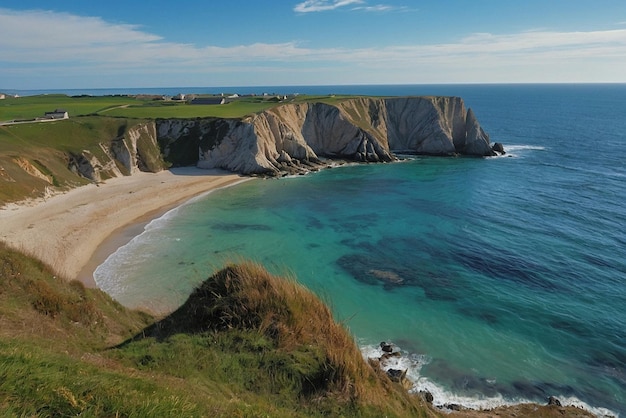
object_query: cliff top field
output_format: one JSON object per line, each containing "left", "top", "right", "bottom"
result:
{"left": 0, "top": 93, "right": 357, "bottom": 121}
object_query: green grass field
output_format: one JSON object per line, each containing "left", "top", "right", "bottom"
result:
{"left": 0, "top": 94, "right": 137, "bottom": 121}
{"left": 0, "top": 93, "right": 362, "bottom": 122}
{"left": 102, "top": 99, "right": 279, "bottom": 119}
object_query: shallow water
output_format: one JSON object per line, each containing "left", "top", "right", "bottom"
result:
{"left": 95, "top": 84, "right": 626, "bottom": 416}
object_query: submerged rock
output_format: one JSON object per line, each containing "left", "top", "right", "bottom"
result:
{"left": 370, "top": 270, "right": 404, "bottom": 285}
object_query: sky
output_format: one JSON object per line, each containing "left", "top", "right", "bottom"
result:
{"left": 1, "top": 0, "right": 626, "bottom": 89}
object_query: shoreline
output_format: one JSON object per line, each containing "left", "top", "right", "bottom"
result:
{"left": 0, "top": 167, "right": 251, "bottom": 286}
{"left": 76, "top": 211, "right": 160, "bottom": 288}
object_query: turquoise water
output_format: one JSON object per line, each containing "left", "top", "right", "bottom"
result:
{"left": 95, "top": 84, "right": 626, "bottom": 416}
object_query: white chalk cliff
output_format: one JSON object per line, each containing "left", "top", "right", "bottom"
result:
{"left": 69, "top": 123, "right": 164, "bottom": 182}
{"left": 157, "top": 96, "right": 501, "bottom": 176}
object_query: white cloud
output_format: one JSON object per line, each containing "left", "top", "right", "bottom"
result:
{"left": 293, "top": 0, "right": 364, "bottom": 13}
{"left": 1, "top": 8, "right": 625, "bottom": 87}
{"left": 293, "top": 0, "right": 408, "bottom": 13}
{"left": 0, "top": 9, "right": 160, "bottom": 49}
{"left": 294, "top": 1, "right": 412, "bottom": 13}
{"left": 353, "top": 5, "right": 394, "bottom": 12}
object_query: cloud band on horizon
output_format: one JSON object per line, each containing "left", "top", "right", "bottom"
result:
{"left": 1, "top": 7, "right": 625, "bottom": 88}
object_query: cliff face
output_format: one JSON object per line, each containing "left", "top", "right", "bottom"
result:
{"left": 157, "top": 96, "right": 499, "bottom": 176}
{"left": 59, "top": 96, "right": 496, "bottom": 182}
{"left": 69, "top": 122, "right": 165, "bottom": 182}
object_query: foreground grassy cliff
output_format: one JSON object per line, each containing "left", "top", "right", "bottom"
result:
{"left": 0, "top": 243, "right": 435, "bottom": 417}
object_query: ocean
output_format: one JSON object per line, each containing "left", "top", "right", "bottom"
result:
{"left": 90, "top": 84, "right": 625, "bottom": 416}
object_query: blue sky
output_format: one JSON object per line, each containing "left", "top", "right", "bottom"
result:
{"left": 1, "top": 0, "right": 626, "bottom": 89}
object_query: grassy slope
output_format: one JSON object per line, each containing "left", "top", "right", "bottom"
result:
{"left": 0, "top": 116, "right": 161, "bottom": 204}
{"left": 0, "top": 243, "right": 436, "bottom": 417}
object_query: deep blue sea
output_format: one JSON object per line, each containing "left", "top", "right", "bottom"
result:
{"left": 88, "top": 84, "right": 625, "bottom": 416}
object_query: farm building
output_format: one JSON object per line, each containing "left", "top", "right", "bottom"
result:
{"left": 44, "top": 109, "right": 69, "bottom": 119}
{"left": 190, "top": 97, "right": 225, "bottom": 105}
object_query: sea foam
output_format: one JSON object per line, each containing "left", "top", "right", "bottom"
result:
{"left": 360, "top": 342, "right": 618, "bottom": 417}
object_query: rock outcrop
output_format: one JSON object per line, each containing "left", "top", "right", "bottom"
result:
{"left": 157, "top": 96, "right": 499, "bottom": 176}
{"left": 69, "top": 123, "right": 165, "bottom": 182}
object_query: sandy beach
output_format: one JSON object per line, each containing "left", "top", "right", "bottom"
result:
{"left": 0, "top": 167, "right": 249, "bottom": 287}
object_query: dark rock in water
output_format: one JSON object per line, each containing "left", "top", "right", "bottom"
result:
{"left": 492, "top": 142, "right": 505, "bottom": 154}
{"left": 386, "top": 368, "right": 406, "bottom": 383}
{"left": 423, "top": 286, "right": 460, "bottom": 302}
{"left": 547, "top": 316, "right": 593, "bottom": 338}
{"left": 380, "top": 352, "right": 401, "bottom": 362}
{"left": 211, "top": 222, "right": 272, "bottom": 232}
{"left": 445, "top": 403, "right": 463, "bottom": 411}
{"left": 420, "top": 390, "right": 434, "bottom": 403}
{"left": 547, "top": 396, "right": 562, "bottom": 406}
{"left": 457, "top": 305, "right": 501, "bottom": 325}
{"left": 512, "top": 380, "right": 547, "bottom": 399}
{"left": 371, "top": 345, "right": 415, "bottom": 391}
{"left": 380, "top": 341, "right": 394, "bottom": 353}
{"left": 452, "top": 247, "right": 562, "bottom": 292}
{"left": 386, "top": 368, "right": 412, "bottom": 389}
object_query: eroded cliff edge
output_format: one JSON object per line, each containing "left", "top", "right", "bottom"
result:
{"left": 158, "top": 96, "right": 501, "bottom": 176}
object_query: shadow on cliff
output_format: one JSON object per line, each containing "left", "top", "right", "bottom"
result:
{"left": 165, "top": 166, "right": 238, "bottom": 177}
